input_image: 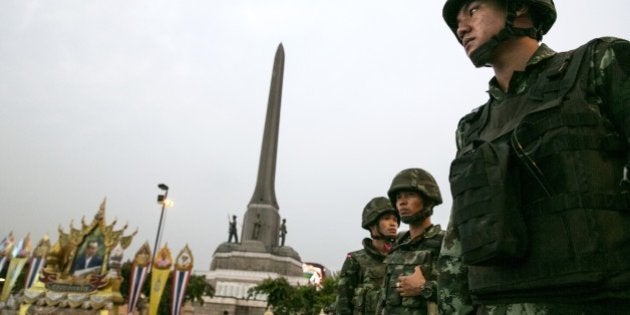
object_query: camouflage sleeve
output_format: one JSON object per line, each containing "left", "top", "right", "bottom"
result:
{"left": 437, "top": 219, "right": 475, "bottom": 314}
{"left": 426, "top": 230, "right": 445, "bottom": 302}
{"left": 590, "top": 37, "right": 630, "bottom": 130}
{"left": 590, "top": 37, "right": 630, "bottom": 184}
{"left": 335, "top": 253, "right": 360, "bottom": 315}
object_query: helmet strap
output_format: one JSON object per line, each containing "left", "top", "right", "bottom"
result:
{"left": 371, "top": 226, "right": 396, "bottom": 244}
{"left": 469, "top": 2, "right": 542, "bottom": 67}
{"left": 400, "top": 207, "right": 433, "bottom": 225}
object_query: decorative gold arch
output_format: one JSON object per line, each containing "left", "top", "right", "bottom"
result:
{"left": 22, "top": 199, "right": 137, "bottom": 313}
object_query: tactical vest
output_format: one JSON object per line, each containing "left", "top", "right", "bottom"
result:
{"left": 450, "top": 38, "right": 630, "bottom": 304}
{"left": 349, "top": 249, "right": 387, "bottom": 314}
{"left": 379, "top": 225, "right": 443, "bottom": 314}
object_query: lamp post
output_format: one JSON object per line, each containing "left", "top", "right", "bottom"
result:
{"left": 152, "top": 183, "right": 170, "bottom": 267}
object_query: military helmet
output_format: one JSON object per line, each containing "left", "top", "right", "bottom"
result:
{"left": 387, "top": 168, "right": 443, "bottom": 206}
{"left": 361, "top": 197, "right": 400, "bottom": 230}
{"left": 442, "top": 0, "right": 557, "bottom": 41}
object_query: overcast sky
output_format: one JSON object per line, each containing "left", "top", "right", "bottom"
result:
{"left": 1, "top": 1, "right": 628, "bottom": 273}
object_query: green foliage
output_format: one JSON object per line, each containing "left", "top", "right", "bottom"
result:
{"left": 249, "top": 277, "right": 294, "bottom": 315}
{"left": 317, "top": 277, "right": 338, "bottom": 312}
{"left": 119, "top": 260, "right": 133, "bottom": 298}
{"left": 248, "top": 276, "right": 338, "bottom": 315}
{"left": 185, "top": 274, "right": 215, "bottom": 304}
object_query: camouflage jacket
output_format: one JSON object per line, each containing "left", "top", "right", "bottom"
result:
{"left": 335, "top": 238, "right": 388, "bottom": 315}
{"left": 439, "top": 38, "right": 630, "bottom": 314}
{"left": 377, "top": 224, "right": 443, "bottom": 315}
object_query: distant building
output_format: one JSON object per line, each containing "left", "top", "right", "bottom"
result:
{"left": 303, "top": 262, "right": 332, "bottom": 286}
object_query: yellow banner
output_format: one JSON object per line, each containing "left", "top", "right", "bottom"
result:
{"left": 1, "top": 257, "right": 28, "bottom": 302}
{"left": 149, "top": 267, "right": 170, "bottom": 315}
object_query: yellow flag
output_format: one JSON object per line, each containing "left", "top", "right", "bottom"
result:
{"left": 149, "top": 245, "right": 172, "bottom": 315}
{"left": 149, "top": 268, "right": 170, "bottom": 315}
{"left": 1, "top": 235, "right": 31, "bottom": 302}
{"left": 1, "top": 257, "right": 28, "bottom": 302}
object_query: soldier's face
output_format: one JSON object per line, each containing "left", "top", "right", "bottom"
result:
{"left": 455, "top": 0, "right": 506, "bottom": 57}
{"left": 395, "top": 191, "right": 425, "bottom": 218}
{"left": 377, "top": 213, "right": 399, "bottom": 237}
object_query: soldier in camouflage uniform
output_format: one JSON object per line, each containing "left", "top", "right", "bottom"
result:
{"left": 438, "top": 0, "right": 630, "bottom": 313}
{"left": 335, "top": 196, "right": 400, "bottom": 315}
{"left": 377, "top": 168, "right": 444, "bottom": 315}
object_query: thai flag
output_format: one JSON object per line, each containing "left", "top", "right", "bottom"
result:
{"left": 25, "top": 256, "right": 45, "bottom": 288}
{"left": 0, "top": 256, "right": 6, "bottom": 275}
{"left": 0, "top": 233, "right": 14, "bottom": 274}
{"left": 127, "top": 264, "right": 148, "bottom": 314}
{"left": 170, "top": 269, "right": 191, "bottom": 315}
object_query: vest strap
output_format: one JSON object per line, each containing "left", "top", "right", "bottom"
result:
{"left": 529, "top": 43, "right": 588, "bottom": 102}
{"left": 525, "top": 192, "right": 630, "bottom": 217}
{"left": 515, "top": 112, "right": 600, "bottom": 144}
{"left": 536, "top": 134, "right": 626, "bottom": 158}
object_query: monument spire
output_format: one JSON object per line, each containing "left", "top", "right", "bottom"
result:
{"left": 248, "top": 43, "right": 284, "bottom": 209}
{"left": 208, "top": 45, "right": 303, "bottom": 314}
{"left": 242, "top": 43, "right": 284, "bottom": 248}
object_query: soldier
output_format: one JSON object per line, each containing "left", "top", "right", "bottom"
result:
{"left": 335, "top": 196, "right": 400, "bottom": 315}
{"left": 228, "top": 215, "right": 238, "bottom": 243}
{"left": 377, "top": 168, "right": 444, "bottom": 315}
{"left": 439, "top": 0, "right": 630, "bottom": 313}
{"left": 279, "top": 218, "right": 287, "bottom": 246}
{"left": 252, "top": 213, "right": 262, "bottom": 240}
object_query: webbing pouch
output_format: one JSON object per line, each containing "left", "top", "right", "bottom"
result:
{"left": 353, "top": 285, "right": 380, "bottom": 314}
{"left": 450, "top": 140, "right": 528, "bottom": 265}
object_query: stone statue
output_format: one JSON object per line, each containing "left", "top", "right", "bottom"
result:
{"left": 252, "top": 214, "right": 262, "bottom": 240}
{"left": 228, "top": 215, "right": 238, "bottom": 243}
{"left": 279, "top": 218, "right": 287, "bottom": 246}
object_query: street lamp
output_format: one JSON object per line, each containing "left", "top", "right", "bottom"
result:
{"left": 152, "top": 183, "right": 171, "bottom": 267}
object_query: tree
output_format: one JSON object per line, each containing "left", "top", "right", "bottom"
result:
{"left": 249, "top": 277, "right": 294, "bottom": 315}
{"left": 185, "top": 274, "right": 215, "bottom": 304}
{"left": 248, "top": 276, "right": 338, "bottom": 315}
{"left": 317, "top": 277, "right": 337, "bottom": 313}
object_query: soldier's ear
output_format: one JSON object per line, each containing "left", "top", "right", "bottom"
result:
{"left": 369, "top": 225, "right": 379, "bottom": 237}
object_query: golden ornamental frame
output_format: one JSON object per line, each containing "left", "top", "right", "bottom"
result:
{"left": 22, "top": 199, "right": 137, "bottom": 313}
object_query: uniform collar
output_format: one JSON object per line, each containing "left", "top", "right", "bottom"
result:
{"left": 487, "top": 43, "right": 557, "bottom": 101}
{"left": 363, "top": 237, "right": 387, "bottom": 258}
{"left": 395, "top": 224, "right": 441, "bottom": 248}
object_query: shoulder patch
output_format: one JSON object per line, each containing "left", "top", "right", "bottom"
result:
{"left": 424, "top": 224, "right": 444, "bottom": 239}
{"left": 611, "top": 40, "right": 630, "bottom": 75}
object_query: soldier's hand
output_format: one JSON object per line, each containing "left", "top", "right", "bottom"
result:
{"left": 396, "top": 266, "right": 425, "bottom": 297}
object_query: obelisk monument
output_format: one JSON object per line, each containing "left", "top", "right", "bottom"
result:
{"left": 207, "top": 45, "right": 304, "bottom": 298}
{"left": 240, "top": 43, "right": 284, "bottom": 250}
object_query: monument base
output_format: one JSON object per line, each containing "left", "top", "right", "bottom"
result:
{"left": 203, "top": 241, "right": 307, "bottom": 315}
{"left": 211, "top": 241, "right": 302, "bottom": 276}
